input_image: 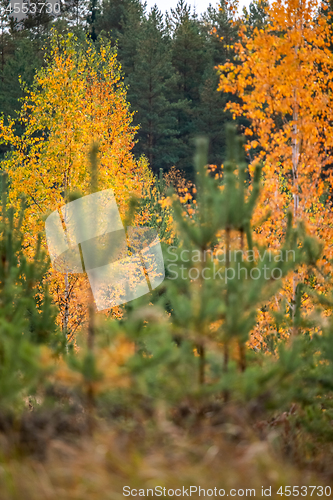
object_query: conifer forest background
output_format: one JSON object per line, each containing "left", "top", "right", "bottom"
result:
{"left": 2, "top": 0, "right": 333, "bottom": 498}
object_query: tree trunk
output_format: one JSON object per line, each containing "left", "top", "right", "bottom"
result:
{"left": 292, "top": 75, "right": 300, "bottom": 334}
{"left": 63, "top": 272, "right": 69, "bottom": 344}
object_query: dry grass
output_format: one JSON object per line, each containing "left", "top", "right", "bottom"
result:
{"left": 0, "top": 404, "right": 329, "bottom": 500}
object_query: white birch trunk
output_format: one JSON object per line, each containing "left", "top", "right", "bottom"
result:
{"left": 62, "top": 172, "right": 70, "bottom": 348}
{"left": 292, "top": 81, "right": 300, "bottom": 329}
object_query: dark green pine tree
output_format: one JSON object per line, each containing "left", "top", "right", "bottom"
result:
{"left": 94, "top": 0, "right": 143, "bottom": 50}
{"left": 0, "top": 36, "right": 43, "bottom": 127}
{"left": 0, "top": 12, "right": 45, "bottom": 160}
{"left": 242, "top": 0, "right": 269, "bottom": 33}
{"left": 167, "top": 0, "right": 206, "bottom": 105}
{"left": 0, "top": 0, "right": 11, "bottom": 79}
{"left": 163, "top": 125, "right": 320, "bottom": 385}
{"left": 127, "top": 6, "right": 181, "bottom": 174}
{"left": 166, "top": 0, "right": 207, "bottom": 177}
{"left": 116, "top": 0, "right": 145, "bottom": 78}
{"left": 0, "top": 173, "right": 59, "bottom": 345}
{"left": 195, "top": 1, "right": 242, "bottom": 167}
{"left": 0, "top": 173, "right": 61, "bottom": 406}
{"left": 20, "top": 0, "right": 61, "bottom": 44}
{"left": 58, "top": 0, "right": 89, "bottom": 30}
{"left": 202, "top": 0, "right": 239, "bottom": 68}
{"left": 194, "top": 69, "right": 229, "bottom": 168}
{"left": 86, "top": 0, "right": 99, "bottom": 41}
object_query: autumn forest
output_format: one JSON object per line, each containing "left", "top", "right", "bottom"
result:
{"left": 1, "top": 0, "right": 333, "bottom": 498}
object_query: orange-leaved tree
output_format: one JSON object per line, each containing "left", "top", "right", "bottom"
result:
{"left": 0, "top": 31, "right": 153, "bottom": 340}
{"left": 218, "top": 0, "right": 333, "bottom": 341}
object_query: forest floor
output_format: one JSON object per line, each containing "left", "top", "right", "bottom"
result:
{"left": 0, "top": 400, "right": 331, "bottom": 499}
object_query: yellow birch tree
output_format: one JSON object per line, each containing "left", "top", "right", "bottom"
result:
{"left": 0, "top": 31, "right": 152, "bottom": 339}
